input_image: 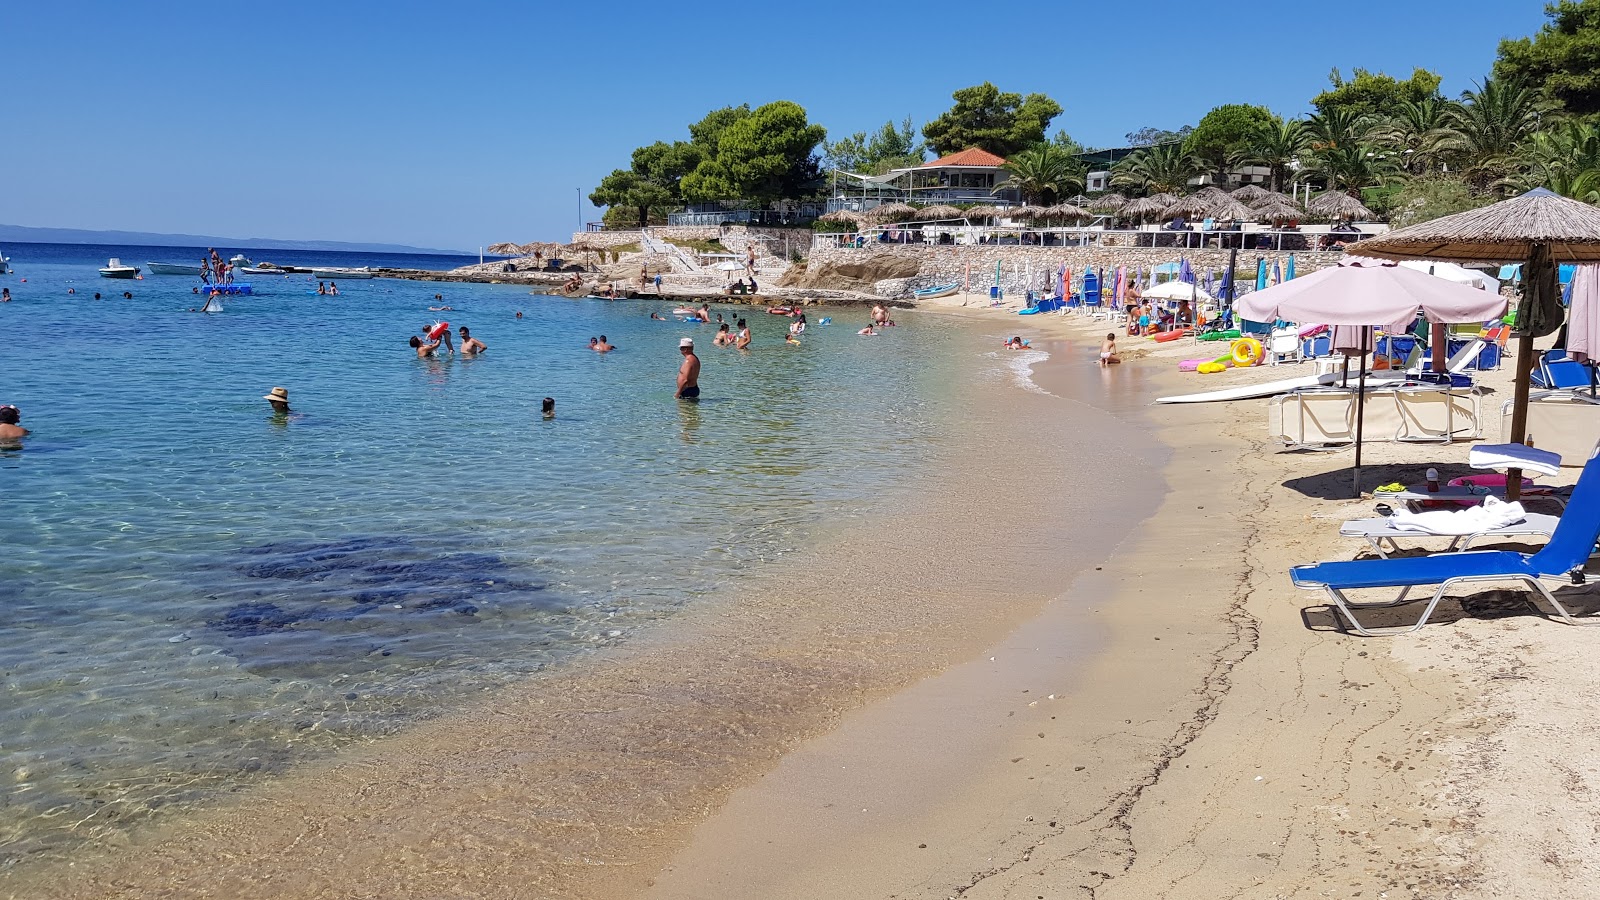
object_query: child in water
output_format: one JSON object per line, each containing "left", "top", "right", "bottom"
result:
{"left": 1100, "top": 332, "right": 1120, "bottom": 366}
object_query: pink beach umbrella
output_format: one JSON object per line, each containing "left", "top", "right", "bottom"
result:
{"left": 1238, "top": 257, "right": 1509, "bottom": 496}
{"left": 1569, "top": 264, "right": 1600, "bottom": 364}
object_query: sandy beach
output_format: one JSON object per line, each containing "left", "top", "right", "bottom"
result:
{"left": 15, "top": 294, "right": 1600, "bottom": 900}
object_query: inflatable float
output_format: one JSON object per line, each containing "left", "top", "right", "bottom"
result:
{"left": 427, "top": 321, "right": 450, "bottom": 340}
{"left": 1152, "top": 329, "right": 1192, "bottom": 343}
{"left": 767, "top": 306, "right": 794, "bottom": 315}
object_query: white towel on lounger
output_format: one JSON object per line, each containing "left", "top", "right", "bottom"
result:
{"left": 1389, "top": 496, "right": 1528, "bottom": 536}
{"left": 1469, "top": 443, "right": 1563, "bottom": 477}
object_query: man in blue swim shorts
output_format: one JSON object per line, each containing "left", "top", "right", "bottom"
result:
{"left": 676, "top": 337, "right": 701, "bottom": 400}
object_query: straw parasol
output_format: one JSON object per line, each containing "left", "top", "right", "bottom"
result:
{"left": 1163, "top": 193, "right": 1216, "bottom": 219}
{"left": 1044, "top": 203, "right": 1093, "bottom": 223}
{"left": 1146, "top": 192, "right": 1179, "bottom": 206}
{"left": 1248, "top": 191, "right": 1299, "bottom": 209}
{"left": 1308, "top": 191, "right": 1375, "bottom": 221}
{"left": 1006, "top": 206, "right": 1047, "bottom": 221}
{"left": 1121, "top": 196, "right": 1169, "bottom": 221}
{"left": 818, "top": 209, "right": 864, "bottom": 224}
{"left": 1208, "top": 197, "right": 1259, "bottom": 222}
{"left": 486, "top": 242, "right": 523, "bottom": 256}
{"left": 868, "top": 203, "right": 917, "bottom": 223}
{"left": 1251, "top": 198, "right": 1304, "bottom": 222}
{"left": 962, "top": 205, "right": 1003, "bottom": 220}
{"left": 1349, "top": 187, "right": 1600, "bottom": 496}
{"left": 1231, "top": 184, "right": 1274, "bottom": 204}
{"left": 1089, "top": 192, "right": 1127, "bottom": 213}
{"left": 916, "top": 204, "right": 964, "bottom": 220}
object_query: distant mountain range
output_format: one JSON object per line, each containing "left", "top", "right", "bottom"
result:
{"left": 0, "top": 224, "right": 467, "bottom": 256}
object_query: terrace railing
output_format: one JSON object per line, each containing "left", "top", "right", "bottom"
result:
{"left": 812, "top": 223, "right": 1381, "bottom": 253}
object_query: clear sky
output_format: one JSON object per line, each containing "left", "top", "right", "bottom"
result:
{"left": 6, "top": 1, "right": 1549, "bottom": 251}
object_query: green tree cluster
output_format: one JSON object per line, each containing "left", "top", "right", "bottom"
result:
{"left": 921, "top": 83, "right": 1063, "bottom": 157}
{"left": 591, "top": 102, "right": 825, "bottom": 225}
{"left": 1311, "top": 68, "right": 1443, "bottom": 119}
{"left": 823, "top": 117, "right": 925, "bottom": 175}
{"left": 1183, "top": 104, "right": 1279, "bottom": 180}
{"left": 1496, "top": 0, "right": 1600, "bottom": 118}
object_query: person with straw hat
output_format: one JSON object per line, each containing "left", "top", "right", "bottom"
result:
{"left": 262, "top": 387, "right": 291, "bottom": 415}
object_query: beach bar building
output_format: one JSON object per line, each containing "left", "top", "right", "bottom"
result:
{"left": 826, "top": 147, "right": 1021, "bottom": 214}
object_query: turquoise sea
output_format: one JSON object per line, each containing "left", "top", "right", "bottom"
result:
{"left": 0, "top": 243, "right": 987, "bottom": 865}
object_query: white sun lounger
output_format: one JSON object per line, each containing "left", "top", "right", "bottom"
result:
{"left": 1340, "top": 513, "right": 1561, "bottom": 558}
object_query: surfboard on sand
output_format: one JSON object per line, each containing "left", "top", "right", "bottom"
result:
{"left": 1156, "top": 372, "right": 1354, "bottom": 404}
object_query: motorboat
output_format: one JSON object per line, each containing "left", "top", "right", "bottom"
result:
{"left": 239, "top": 266, "right": 286, "bottom": 276}
{"left": 310, "top": 266, "right": 374, "bottom": 280}
{"left": 0, "top": 248, "right": 10, "bottom": 274}
{"left": 228, "top": 253, "right": 254, "bottom": 268}
{"left": 913, "top": 283, "right": 959, "bottom": 300}
{"left": 146, "top": 261, "right": 205, "bottom": 276}
{"left": 99, "top": 258, "right": 140, "bottom": 278}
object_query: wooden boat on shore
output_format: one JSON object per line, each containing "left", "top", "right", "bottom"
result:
{"left": 146, "top": 262, "right": 205, "bottom": 276}
{"left": 311, "top": 267, "right": 374, "bottom": 280}
{"left": 99, "top": 258, "right": 140, "bottom": 278}
{"left": 913, "top": 283, "right": 960, "bottom": 300}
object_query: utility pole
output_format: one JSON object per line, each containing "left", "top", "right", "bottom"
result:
{"left": 577, "top": 187, "right": 581, "bottom": 233}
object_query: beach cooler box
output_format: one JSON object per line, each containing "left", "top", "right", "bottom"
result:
{"left": 990, "top": 286, "right": 1002, "bottom": 299}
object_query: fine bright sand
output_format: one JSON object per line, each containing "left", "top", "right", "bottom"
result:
{"left": 19, "top": 297, "right": 1600, "bottom": 899}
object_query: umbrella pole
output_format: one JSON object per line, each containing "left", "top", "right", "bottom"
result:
{"left": 1353, "top": 349, "right": 1369, "bottom": 498}
{"left": 1505, "top": 331, "right": 1536, "bottom": 501}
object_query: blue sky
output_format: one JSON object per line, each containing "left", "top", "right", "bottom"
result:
{"left": 7, "top": 1, "right": 1548, "bottom": 251}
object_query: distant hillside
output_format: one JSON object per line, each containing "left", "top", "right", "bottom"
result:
{"left": 0, "top": 224, "right": 466, "bottom": 256}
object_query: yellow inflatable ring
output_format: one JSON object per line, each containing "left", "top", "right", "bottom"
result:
{"left": 1231, "top": 337, "right": 1263, "bottom": 367}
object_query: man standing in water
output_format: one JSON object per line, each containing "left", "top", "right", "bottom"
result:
{"left": 675, "top": 337, "right": 701, "bottom": 400}
{"left": 0, "top": 405, "right": 27, "bottom": 443}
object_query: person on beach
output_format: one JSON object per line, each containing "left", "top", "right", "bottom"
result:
{"left": 745, "top": 246, "right": 756, "bottom": 275}
{"left": 263, "top": 386, "right": 291, "bottom": 414}
{"left": 735, "top": 319, "right": 751, "bottom": 350}
{"left": 713, "top": 323, "right": 734, "bottom": 347}
{"left": 0, "top": 405, "right": 27, "bottom": 443}
{"left": 564, "top": 273, "right": 583, "bottom": 294}
{"left": 1100, "top": 332, "right": 1120, "bottom": 367}
{"left": 1005, "top": 336, "right": 1028, "bottom": 349}
{"left": 458, "top": 326, "right": 487, "bottom": 355}
{"left": 200, "top": 258, "right": 212, "bottom": 285}
{"left": 594, "top": 335, "right": 615, "bottom": 353}
{"left": 676, "top": 338, "right": 701, "bottom": 400}
{"left": 747, "top": 276, "right": 759, "bottom": 294}
{"left": 409, "top": 335, "right": 441, "bottom": 357}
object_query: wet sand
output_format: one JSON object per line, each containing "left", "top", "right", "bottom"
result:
{"left": 11, "top": 320, "right": 1171, "bottom": 898}
{"left": 637, "top": 299, "right": 1598, "bottom": 900}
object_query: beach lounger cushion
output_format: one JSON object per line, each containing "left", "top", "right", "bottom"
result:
{"left": 1291, "top": 449, "right": 1600, "bottom": 635}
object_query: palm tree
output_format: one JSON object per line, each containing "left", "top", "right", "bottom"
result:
{"left": 996, "top": 145, "right": 1085, "bottom": 206}
{"left": 1300, "top": 142, "right": 1401, "bottom": 195}
{"left": 1111, "top": 143, "right": 1199, "bottom": 195}
{"left": 1367, "top": 97, "right": 1459, "bottom": 176}
{"left": 1235, "top": 119, "right": 1309, "bottom": 192}
{"left": 1516, "top": 121, "right": 1600, "bottom": 201}
{"left": 1305, "top": 107, "right": 1371, "bottom": 154}
{"left": 1434, "top": 78, "right": 1549, "bottom": 196}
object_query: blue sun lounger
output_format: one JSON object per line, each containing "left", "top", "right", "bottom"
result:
{"left": 1291, "top": 451, "right": 1600, "bottom": 636}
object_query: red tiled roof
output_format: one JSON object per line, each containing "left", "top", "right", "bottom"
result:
{"left": 921, "top": 147, "right": 1008, "bottom": 168}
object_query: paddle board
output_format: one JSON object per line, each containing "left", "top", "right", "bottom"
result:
{"left": 1158, "top": 369, "right": 1395, "bottom": 400}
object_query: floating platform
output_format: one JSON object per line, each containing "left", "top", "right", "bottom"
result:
{"left": 203, "top": 284, "right": 252, "bottom": 295}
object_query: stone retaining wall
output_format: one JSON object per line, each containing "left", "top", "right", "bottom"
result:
{"left": 804, "top": 245, "right": 1345, "bottom": 298}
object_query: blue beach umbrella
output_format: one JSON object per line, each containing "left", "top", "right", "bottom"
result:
{"left": 1179, "top": 257, "right": 1195, "bottom": 284}
{"left": 1256, "top": 258, "right": 1267, "bottom": 291}
{"left": 1272, "top": 258, "right": 1283, "bottom": 286}
{"left": 1286, "top": 254, "right": 1296, "bottom": 281}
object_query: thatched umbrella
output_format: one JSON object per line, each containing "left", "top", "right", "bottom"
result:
{"left": 1089, "top": 192, "right": 1128, "bottom": 213}
{"left": 818, "top": 209, "right": 863, "bottom": 224}
{"left": 1349, "top": 187, "right": 1600, "bottom": 496}
{"left": 1045, "top": 203, "right": 1093, "bottom": 223}
{"left": 1163, "top": 193, "right": 1215, "bottom": 219}
{"left": 1232, "top": 184, "right": 1275, "bottom": 204}
{"left": 486, "top": 242, "right": 523, "bottom": 256}
{"left": 868, "top": 203, "right": 917, "bottom": 223}
{"left": 1007, "top": 206, "right": 1047, "bottom": 221}
{"left": 1252, "top": 198, "right": 1304, "bottom": 222}
{"left": 1121, "top": 196, "right": 1169, "bottom": 224}
{"left": 1147, "top": 192, "right": 1179, "bottom": 206}
{"left": 1209, "top": 197, "right": 1258, "bottom": 222}
{"left": 917, "top": 204, "right": 965, "bottom": 220}
{"left": 963, "top": 205, "right": 1003, "bottom": 220}
{"left": 1308, "top": 191, "right": 1375, "bottom": 221}
{"left": 1249, "top": 191, "right": 1299, "bottom": 210}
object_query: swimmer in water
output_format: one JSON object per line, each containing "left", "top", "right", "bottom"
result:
{"left": 458, "top": 326, "right": 486, "bottom": 355}
{"left": 542, "top": 397, "right": 555, "bottom": 419}
{"left": 735, "top": 319, "right": 751, "bottom": 350}
{"left": 859, "top": 323, "right": 878, "bottom": 335}
{"left": 675, "top": 338, "right": 701, "bottom": 400}
{"left": 1, "top": 288, "right": 9, "bottom": 302}
{"left": 0, "top": 405, "right": 27, "bottom": 442}
{"left": 516, "top": 311, "right": 524, "bottom": 319}
{"left": 263, "top": 386, "right": 291, "bottom": 414}
{"left": 409, "top": 335, "right": 441, "bottom": 357}
{"left": 650, "top": 311, "right": 666, "bottom": 320}
{"left": 594, "top": 335, "right": 615, "bottom": 353}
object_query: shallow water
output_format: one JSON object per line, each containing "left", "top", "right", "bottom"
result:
{"left": 0, "top": 248, "right": 979, "bottom": 864}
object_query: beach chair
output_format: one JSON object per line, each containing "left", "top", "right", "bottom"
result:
{"left": 1339, "top": 513, "right": 1560, "bottom": 558}
{"left": 1267, "top": 387, "right": 1356, "bottom": 449}
{"left": 1291, "top": 450, "right": 1600, "bottom": 635}
{"left": 1532, "top": 358, "right": 1598, "bottom": 391}
{"left": 1391, "top": 385, "right": 1482, "bottom": 443}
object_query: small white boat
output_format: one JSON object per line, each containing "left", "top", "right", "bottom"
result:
{"left": 239, "top": 266, "right": 285, "bottom": 276}
{"left": 99, "top": 258, "right": 140, "bottom": 278}
{"left": 146, "top": 262, "right": 205, "bottom": 276}
{"left": 229, "top": 253, "right": 254, "bottom": 268}
{"left": 0, "top": 248, "right": 10, "bottom": 274}
{"left": 310, "top": 267, "right": 374, "bottom": 280}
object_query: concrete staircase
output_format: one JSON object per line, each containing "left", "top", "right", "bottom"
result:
{"left": 641, "top": 228, "right": 703, "bottom": 274}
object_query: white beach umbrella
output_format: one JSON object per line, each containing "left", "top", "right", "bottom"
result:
{"left": 1397, "top": 260, "right": 1501, "bottom": 292}
{"left": 1143, "top": 280, "right": 1213, "bottom": 302}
